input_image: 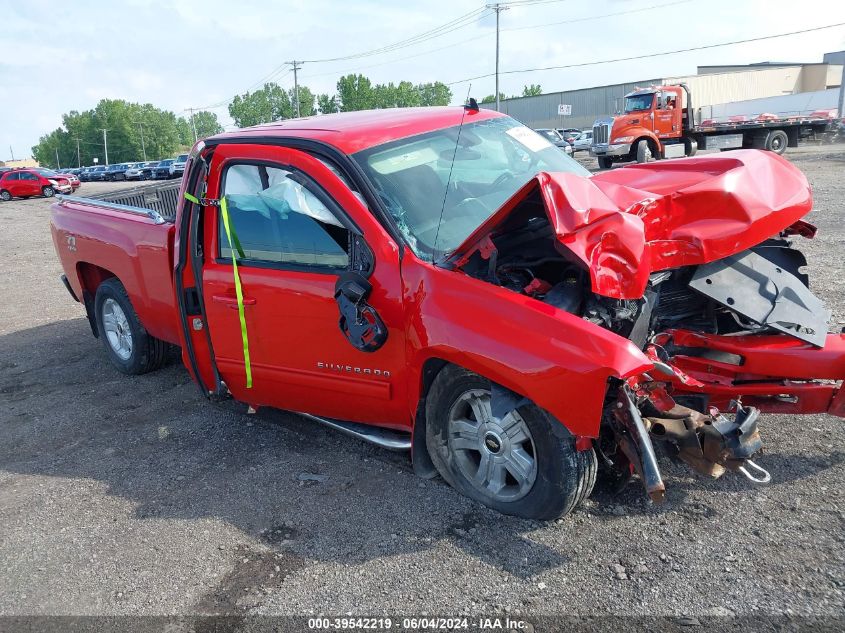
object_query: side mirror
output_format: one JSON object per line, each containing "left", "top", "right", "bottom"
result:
{"left": 334, "top": 271, "right": 388, "bottom": 353}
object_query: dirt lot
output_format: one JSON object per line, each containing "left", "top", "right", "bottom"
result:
{"left": 1, "top": 149, "right": 844, "bottom": 624}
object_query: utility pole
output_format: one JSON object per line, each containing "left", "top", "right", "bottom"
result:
{"left": 55, "top": 147, "right": 61, "bottom": 170}
{"left": 187, "top": 108, "right": 198, "bottom": 143}
{"left": 137, "top": 123, "right": 147, "bottom": 160}
{"left": 74, "top": 137, "right": 81, "bottom": 168}
{"left": 101, "top": 129, "right": 110, "bottom": 166}
{"left": 487, "top": 3, "right": 509, "bottom": 112}
{"left": 9, "top": 146, "right": 14, "bottom": 161}
{"left": 286, "top": 61, "right": 303, "bottom": 117}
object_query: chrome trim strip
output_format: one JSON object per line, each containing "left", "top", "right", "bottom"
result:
{"left": 56, "top": 195, "right": 167, "bottom": 224}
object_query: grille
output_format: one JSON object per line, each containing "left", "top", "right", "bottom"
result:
{"left": 92, "top": 181, "right": 181, "bottom": 222}
{"left": 592, "top": 122, "right": 610, "bottom": 144}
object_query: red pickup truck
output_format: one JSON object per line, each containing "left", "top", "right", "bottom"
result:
{"left": 50, "top": 106, "right": 845, "bottom": 520}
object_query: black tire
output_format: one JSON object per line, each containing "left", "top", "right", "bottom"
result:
{"left": 425, "top": 365, "right": 596, "bottom": 520}
{"left": 94, "top": 278, "right": 169, "bottom": 375}
{"left": 597, "top": 156, "right": 613, "bottom": 170}
{"left": 0, "top": 190, "right": 11, "bottom": 202}
{"left": 683, "top": 137, "right": 698, "bottom": 157}
{"left": 636, "top": 139, "right": 652, "bottom": 163}
{"left": 42, "top": 186, "right": 55, "bottom": 198}
{"left": 766, "top": 129, "right": 788, "bottom": 155}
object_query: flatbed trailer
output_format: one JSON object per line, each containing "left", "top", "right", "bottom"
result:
{"left": 591, "top": 82, "right": 835, "bottom": 168}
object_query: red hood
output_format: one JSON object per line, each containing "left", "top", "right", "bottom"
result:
{"left": 450, "top": 150, "right": 813, "bottom": 299}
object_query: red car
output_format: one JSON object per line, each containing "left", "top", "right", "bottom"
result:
{"left": 0, "top": 168, "right": 73, "bottom": 201}
{"left": 49, "top": 107, "right": 844, "bottom": 520}
{"left": 53, "top": 170, "right": 81, "bottom": 190}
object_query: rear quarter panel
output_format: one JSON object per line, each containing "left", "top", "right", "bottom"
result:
{"left": 51, "top": 201, "right": 179, "bottom": 344}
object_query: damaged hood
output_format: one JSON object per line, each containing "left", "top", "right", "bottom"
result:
{"left": 450, "top": 150, "right": 813, "bottom": 299}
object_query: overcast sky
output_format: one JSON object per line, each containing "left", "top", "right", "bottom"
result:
{"left": 3, "top": 0, "right": 844, "bottom": 160}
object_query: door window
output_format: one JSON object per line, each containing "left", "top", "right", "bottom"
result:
{"left": 4, "top": 173, "right": 20, "bottom": 181}
{"left": 219, "top": 163, "right": 349, "bottom": 269}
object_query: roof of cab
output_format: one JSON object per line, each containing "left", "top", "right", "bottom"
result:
{"left": 208, "top": 106, "right": 505, "bottom": 155}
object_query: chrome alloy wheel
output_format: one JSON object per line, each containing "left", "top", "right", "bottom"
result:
{"left": 447, "top": 389, "right": 538, "bottom": 502}
{"left": 101, "top": 297, "right": 133, "bottom": 361}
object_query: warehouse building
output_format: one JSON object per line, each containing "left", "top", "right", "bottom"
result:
{"left": 483, "top": 52, "right": 843, "bottom": 131}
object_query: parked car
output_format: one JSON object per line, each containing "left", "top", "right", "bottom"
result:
{"left": 47, "top": 169, "right": 81, "bottom": 190}
{"left": 152, "top": 159, "right": 174, "bottom": 179}
{"left": 79, "top": 167, "right": 95, "bottom": 182}
{"left": 124, "top": 162, "right": 149, "bottom": 181}
{"left": 0, "top": 168, "right": 72, "bottom": 200}
{"left": 89, "top": 166, "right": 108, "bottom": 181}
{"left": 169, "top": 153, "right": 189, "bottom": 179}
{"left": 49, "top": 107, "right": 845, "bottom": 521}
{"left": 103, "top": 163, "right": 133, "bottom": 181}
{"left": 139, "top": 161, "right": 160, "bottom": 180}
{"left": 572, "top": 130, "right": 593, "bottom": 153}
{"left": 533, "top": 128, "right": 573, "bottom": 154}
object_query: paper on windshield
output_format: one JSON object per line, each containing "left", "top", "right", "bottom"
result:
{"left": 505, "top": 126, "right": 554, "bottom": 152}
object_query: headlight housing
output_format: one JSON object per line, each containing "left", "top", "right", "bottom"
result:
{"left": 48, "top": 179, "right": 59, "bottom": 186}
{"left": 612, "top": 136, "right": 634, "bottom": 143}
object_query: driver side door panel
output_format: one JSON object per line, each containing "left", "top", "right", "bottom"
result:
{"left": 201, "top": 144, "right": 410, "bottom": 428}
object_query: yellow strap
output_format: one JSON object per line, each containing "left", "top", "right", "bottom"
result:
{"left": 219, "top": 196, "right": 253, "bottom": 389}
{"left": 184, "top": 192, "right": 246, "bottom": 258}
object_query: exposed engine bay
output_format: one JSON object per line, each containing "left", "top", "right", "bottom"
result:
{"left": 454, "top": 187, "right": 839, "bottom": 500}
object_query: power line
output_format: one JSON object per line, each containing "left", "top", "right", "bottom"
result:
{"left": 301, "top": 8, "right": 491, "bottom": 63}
{"left": 502, "top": 0, "right": 693, "bottom": 32}
{"left": 443, "top": 21, "right": 845, "bottom": 86}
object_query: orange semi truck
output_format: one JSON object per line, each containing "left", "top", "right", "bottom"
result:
{"left": 590, "top": 83, "right": 835, "bottom": 169}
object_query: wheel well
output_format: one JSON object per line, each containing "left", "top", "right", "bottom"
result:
{"left": 76, "top": 263, "right": 118, "bottom": 338}
{"left": 411, "top": 358, "right": 449, "bottom": 478}
{"left": 629, "top": 136, "right": 658, "bottom": 158}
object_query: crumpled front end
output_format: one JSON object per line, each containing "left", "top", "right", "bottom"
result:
{"left": 449, "top": 149, "right": 843, "bottom": 501}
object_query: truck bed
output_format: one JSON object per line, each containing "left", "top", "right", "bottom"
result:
{"left": 50, "top": 190, "right": 180, "bottom": 345}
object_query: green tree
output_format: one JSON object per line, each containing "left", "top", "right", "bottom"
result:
{"left": 186, "top": 110, "right": 224, "bottom": 140}
{"left": 336, "top": 74, "right": 374, "bottom": 112}
{"left": 317, "top": 93, "right": 339, "bottom": 114}
{"left": 289, "top": 86, "right": 316, "bottom": 117}
{"left": 522, "top": 84, "right": 543, "bottom": 97}
{"left": 417, "top": 82, "right": 451, "bottom": 106}
{"left": 32, "top": 99, "right": 193, "bottom": 167}
{"left": 481, "top": 92, "right": 506, "bottom": 104}
{"left": 228, "top": 83, "right": 294, "bottom": 127}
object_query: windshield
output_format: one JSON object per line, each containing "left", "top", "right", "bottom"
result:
{"left": 354, "top": 116, "right": 588, "bottom": 260}
{"left": 160, "top": 160, "right": 174, "bottom": 166}
{"left": 177, "top": 154, "right": 189, "bottom": 162}
{"left": 35, "top": 169, "right": 57, "bottom": 177}
{"left": 624, "top": 93, "right": 654, "bottom": 113}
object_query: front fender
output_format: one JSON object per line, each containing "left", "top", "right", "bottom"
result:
{"left": 403, "top": 259, "right": 652, "bottom": 438}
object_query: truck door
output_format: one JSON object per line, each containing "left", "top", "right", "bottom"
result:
{"left": 653, "top": 91, "right": 678, "bottom": 139}
{"left": 200, "top": 144, "right": 409, "bottom": 428}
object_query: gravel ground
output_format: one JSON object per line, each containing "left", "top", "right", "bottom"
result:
{"left": 0, "top": 148, "right": 843, "bottom": 623}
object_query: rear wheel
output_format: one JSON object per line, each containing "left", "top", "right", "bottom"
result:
{"left": 683, "top": 137, "right": 698, "bottom": 157}
{"left": 0, "top": 190, "right": 11, "bottom": 202}
{"left": 42, "top": 186, "right": 55, "bottom": 198}
{"left": 636, "top": 139, "right": 652, "bottom": 163}
{"left": 94, "top": 278, "right": 169, "bottom": 375}
{"left": 766, "top": 129, "right": 788, "bottom": 155}
{"left": 425, "top": 365, "right": 596, "bottom": 520}
{"left": 597, "top": 156, "right": 613, "bottom": 170}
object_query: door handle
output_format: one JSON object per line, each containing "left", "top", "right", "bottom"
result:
{"left": 212, "top": 294, "right": 257, "bottom": 309}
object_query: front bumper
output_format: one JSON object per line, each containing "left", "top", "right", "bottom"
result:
{"left": 591, "top": 142, "right": 631, "bottom": 157}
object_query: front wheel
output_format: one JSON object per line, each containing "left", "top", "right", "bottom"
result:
{"left": 0, "top": 190, "right": 11, "bottom": 202}
{"left": 94, "top": 278, "right": 170, "bottom": 375}
{"left": 42, "top": 186, "right": 55, "bottom": 198}
{"left": 636, "top": 139, "right": 652, "bottom": 163}
{"left": 425, "top": 365, "right": 596, "bottom": 520}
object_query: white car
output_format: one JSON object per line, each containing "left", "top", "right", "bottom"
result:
{"left": 572, "top": 130, "right": 593, "bottom": 153}
{"left": 169, "top": 153, "right": 189, "bottom": 178}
